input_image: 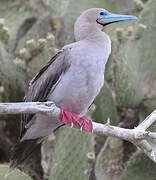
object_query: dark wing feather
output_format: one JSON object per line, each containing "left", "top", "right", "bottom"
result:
{"left": 20, "top": 49, "right": 70, "bottom": 138}
{"left": 29, "top": 50, "right": 63, "bottom": 87}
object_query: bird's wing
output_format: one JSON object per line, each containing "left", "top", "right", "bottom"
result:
{"left": 20, "top": 48, "right": 70, "bottom": 138}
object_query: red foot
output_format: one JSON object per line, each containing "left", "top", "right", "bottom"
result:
{"left": 60, "top": 108, "right": 93, "bottom": 132}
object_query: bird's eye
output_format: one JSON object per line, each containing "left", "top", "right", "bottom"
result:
{"left": 99, "top": 11, "right": 107, "bottom": 16}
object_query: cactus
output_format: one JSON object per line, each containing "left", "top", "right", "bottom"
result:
{"left": 0, "top": 42, "right": 26, "bottom": 101}
{"left": 0, "top": 19, "right": 10, "bottom": 45}
{"left": 92, "top": 82, "right": 118, "bottom": 125}
{"left": 0, "top": 1, "right": 37, "bottom": 50}
{"left": 49, "top": 126, "right": 94, "bottom": 180}
{"left": 114, "top": 0, "right": 156, "bottom": 109}
{"left": 0, "top": 1, "right": 58, "bottom": 179}
{"left": 14, "top": 15, "right": 52, "bottom": 54}
{"left": 95, "top": 137, "right": 123, "bottom": 180}
{"left": 42, "top": 0, "right": 134, "bottom": 45}
{"left": 133, "top": 23, "right": 147, "bottom": 40}
{"left": 16, "top": 33, "right": 57, "bottom": 82}
{"left": 0, "top": 165, "right": 32, "bottom": 180}
{"left": 0, "top": 1, "right": 155, "bottom": 180}
{"left": 122, "top": 151, "right": 156, "bottom": 180}
{"left": 134, "top": 0, "right": 145, "bottom": 12}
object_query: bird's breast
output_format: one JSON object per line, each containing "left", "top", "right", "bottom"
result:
{"left": 49, "top": 34, "right": 111, "bottom": 116}
{"left": 49, "top": 57, "right": 105, "bottom": 116}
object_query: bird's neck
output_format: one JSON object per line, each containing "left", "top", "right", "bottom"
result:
{"left": 74, "top": 23, "right": 110, "bottom": 49}
{"left": 74, "top": 23, "right": 109, "bottom": 44}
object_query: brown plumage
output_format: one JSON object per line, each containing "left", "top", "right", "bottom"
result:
{"left": 10, "top": 49, "right": 69, "bottom": 170}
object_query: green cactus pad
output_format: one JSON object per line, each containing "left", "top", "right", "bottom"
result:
{"left": 114, "top": 0, "right": 156, "bottom": 108}
{"left": 0, "top": 165, "right": 32, "bottom": 180}
{"left": 93, "top": 82, "right": 118, "bottom": 125}
{"left": 0, "top": 42, "right": 26, "bottom": 101}
{"left": 95, "top": 137, "right": 123, "bottom": 180}
{"left": 122, "top": 151, "right": 156, "bottom": 180}
{"left": 50, "top": 126, "right": 94, "bottom": 180}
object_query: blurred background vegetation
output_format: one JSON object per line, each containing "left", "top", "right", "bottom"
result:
{"left": 0, "top": 0, "right": 156, "bottom": 179}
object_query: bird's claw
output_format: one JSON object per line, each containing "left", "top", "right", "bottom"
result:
{"left": 106, "top": 118, "right": 110, "bottom": 126}
{"left": 71, "top": 122, "right": 73, "bottom": 128}
{"left": 60, "top": 108, "right": 93, "bottom": 132}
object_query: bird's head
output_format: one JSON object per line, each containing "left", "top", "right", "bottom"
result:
{"left": 74, "top": 8, "right": 137, "bottom": 41}
{"left": 96, "top": 8, "right": 137, "bottom": 26}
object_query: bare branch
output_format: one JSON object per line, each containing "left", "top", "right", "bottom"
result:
{"left": 0, "top": 101, "right": 156, "bottom": 162}
{"left": 0, "top": 102, "right": 60, "bottom": 115}
{"left": 136, "top": 110, "right": 156, "bottom": 130}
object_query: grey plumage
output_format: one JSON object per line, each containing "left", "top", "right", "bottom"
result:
{"left": 10, "top": 8, "right": 136, "bottom": 170}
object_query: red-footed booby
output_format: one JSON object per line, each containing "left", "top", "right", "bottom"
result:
{"left": 10, "top": 8, "right": 137, "bottom": 170}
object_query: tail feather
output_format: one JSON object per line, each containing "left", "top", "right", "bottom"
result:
{"left": 9, "top": 139, "right": 40, "bottom": 170}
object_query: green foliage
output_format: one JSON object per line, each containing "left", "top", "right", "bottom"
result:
{"left": 50, "top": 127, "right": 94, "bottom": 180}
{"left": 42, "top": 0, "right": 134, "bottom": 44}
{"left": 0, "top": 19, "right": 10, "bottom": 44}
{"left": 14, "top": 15, "right": 52, "bottom": 54}
{"left": 135, "top": 0, "right": 156, "bottom": 102}
{"left": 114, "top": 38, "right": 143, "bottom": 108}
{"left": 0, "top": 1, "right": 35, "bottom": 49}
{"left": 95, "top": 137, "right": 123, "bottom": 180}
{"left": 0, "top": 42, "right": 26, "bottom": 101}
{"left": 0, "top": 165, "right": 32, "bottom": 180}
{"left": 0, "top": 0, "right": 155, "bottom": 180}
{"left": 0, "top": 1, "right": 58, "bottom": 97}
{"left": 0, "top": 1, "right": 58, "bottom": 179}
{"left": 17, "top": 33, "right": 57, "bottom": 81}
{"left": 122, "top": 151, "right": 156, "bottom": 180}
{"left": 93, "top": 82, "right": 118, "bottom": 125}
{"left": 114, "top": 0, "right": 156, "bottom": 108}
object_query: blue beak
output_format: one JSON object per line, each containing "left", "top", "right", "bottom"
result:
{"left": 103, "top": 13, "right": 137, "bottom": 23}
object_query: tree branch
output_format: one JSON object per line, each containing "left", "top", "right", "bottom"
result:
{"left": 0, "top": 101, "right": 156, "bottom": 162}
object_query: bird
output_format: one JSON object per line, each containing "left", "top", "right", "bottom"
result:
{"left": 10, "top": 8, "right": 137, "bottom": 170}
